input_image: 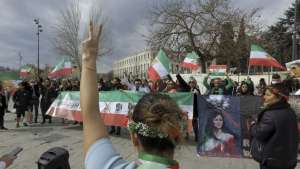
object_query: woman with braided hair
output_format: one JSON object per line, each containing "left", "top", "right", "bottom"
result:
{"left": 81, "top": 20, "right": 184, "bottom": 169}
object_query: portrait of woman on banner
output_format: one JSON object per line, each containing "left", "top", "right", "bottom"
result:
{"left": 200, "top": 111, "right": 239, "bottom": 156}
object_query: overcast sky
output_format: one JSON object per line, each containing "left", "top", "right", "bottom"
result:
{"left": 0, "top": 0, "right": 293, "bottom": 73}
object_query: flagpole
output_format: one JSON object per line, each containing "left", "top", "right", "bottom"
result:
{"left": 268, "top": 67, "right": 272, "bottom": 85}
{"left": 271, "top": 66, "right": 273, "bottom": 75}
{"left": 247, "top": 59, "right": 250, "bottom": 76}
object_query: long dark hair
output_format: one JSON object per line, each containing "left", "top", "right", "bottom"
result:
{"left": 204, "top": 111, "right": 235, "bottom": 142}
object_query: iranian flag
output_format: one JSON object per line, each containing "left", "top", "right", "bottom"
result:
{"left": 209, "top": 64, "right": 227, "bottom": 76}
{"left": 48, "top": 59, "right": 73, "bottom": 78}
{"left": 20, "top": 65, "right": 32, "bottom": 78}
{"left": 47, "top": 91, "right": 194, "bottom": 132}
{"left": 148, "top": 49, "right": 171, "bottom": 81}
{"left": 249, "top": 44, "right": 286, "bottom": 70}
{"left": 180, "top": 52, "right": 199, "bottom": 70}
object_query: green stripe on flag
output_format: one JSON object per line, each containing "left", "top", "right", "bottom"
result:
{"left": 251, "top": 44, "right": 265, "bottom": 52}
{"left": 0, "top": 71, "right": 19, "bottom": 80}
{"left": 167, "top": 92, "right": 193, "bottom": 105}
{"left": 156, "top": 49, "right": 170, "bottom": 72}
{"left": 187, "top": 52, "right": 199, "bottom": 60}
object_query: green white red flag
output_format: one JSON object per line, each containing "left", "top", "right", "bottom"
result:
{"left": 20, "top": 65, "right": 32, "bottom": 78}
{"left": 46, "top": 91, "right": 194, "bottom": 132}
{"left": 180, "top": 52, "right": 199, "bottom": 70}
{"left": 249, "top": 44, "right": 286, "bottom": 70}
{"left": 48, "top": 59, "right": 73, "bottom": 78}
{"left": 209, "top": 64, "right": 227, "bottom": 76}
{"left": 148, "top": 49, "right": 171, "bottom": 81}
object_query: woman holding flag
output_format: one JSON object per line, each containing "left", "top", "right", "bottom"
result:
{"left": 81, "top": 20, "right": 184, "bottom": 169}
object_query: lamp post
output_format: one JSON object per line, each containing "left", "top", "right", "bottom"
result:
{"left": 34, "top": 18, "right": 43, "bottom": 78}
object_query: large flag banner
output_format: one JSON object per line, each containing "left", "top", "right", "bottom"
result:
{"left": 46, "top": 91, "right": 194, "bottom": 131}
{"left": 148, "top": 49, "right": 171, "bottom": 81}
{"left": 197, "top": 95, "right": 242, "bottom": 157}
{"left": 48, "top": 59, "right": 73, "bottom": 78}
{"left": 249, "top": 44, "right": 286, "bottom": 70}
{"left": 180, "top": 52, "right": 199, "bottom": 70}
{"left": 209, "top": 64, "right": 227, "bottom": 76}
{"left": 20, "top": 65, "right": 32, "bottom": 78}
{"left": 0, "top": 71, "right": 19, "bottom": 80}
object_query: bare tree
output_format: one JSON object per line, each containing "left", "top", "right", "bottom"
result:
{"left": 52, "top": 0, "right": 111, "bottom": 71}
{"left": 147, "top": 0, "right": 260, "bottom": 73}
{"left": 52, "top": 0, "right": 81, "bottom": 69}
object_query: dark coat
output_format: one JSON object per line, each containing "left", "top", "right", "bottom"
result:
{"left": 32, "top": 84, "right": 40, "bottom": 98}
{"left": 13, "top": 89, "right": 31, "bottom": 111}
{"left": 0, "top": 93, "right": 7, "bottom": 115}
{"left": 251, "top": 100, "right": 298, "bottom": 168}
{"left": 41, "top": 86, "right": 58, "bottom": 113}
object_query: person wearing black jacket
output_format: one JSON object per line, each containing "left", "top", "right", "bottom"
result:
{"left": 0, "top": 84, "right": 7, "bottom": 130}
{"left": 250, "top": 84, "right": 298, "bottom": 169}
{"left": 13, "top": 82, "right": 31, "bottom": 128}
{"left": 41, "top": 79, "right": 58, "bottom": 124}
{"left": 30, "top": 80, "right": 41, "bottom": 123}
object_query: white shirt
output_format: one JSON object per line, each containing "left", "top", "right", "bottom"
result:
{"left": 121, "top": 79, "right": 150, "bottom": 93}
{"left": 295, "top": 89, "right": 300, "bottom": 95}
{"left": 0, "top": 161, "right": 6, "bottom": 169}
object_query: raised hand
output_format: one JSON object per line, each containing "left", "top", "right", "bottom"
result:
{"left": 82, "top": 20, "right": 103, "bottom": 61}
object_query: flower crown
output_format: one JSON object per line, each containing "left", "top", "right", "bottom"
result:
{"left": 128, "top": 121, "right": 168, "bottom": 139}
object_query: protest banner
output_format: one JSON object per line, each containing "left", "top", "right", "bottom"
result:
{"left": 197, "top": 95, "right": 300, "bottom": 160}
{"left": 46, "top": 91, "right": 194, "bottom": 131}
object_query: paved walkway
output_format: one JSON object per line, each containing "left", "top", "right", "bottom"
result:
{"left": 0, "top": 113, "right": 296, "bottom": 169}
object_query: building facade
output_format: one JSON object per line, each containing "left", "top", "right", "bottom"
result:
{"left": 113, "top": 50, "right": 211, "bottom": 80}
{"left": 113, "top": 50, "right": 155, "bottom": 79}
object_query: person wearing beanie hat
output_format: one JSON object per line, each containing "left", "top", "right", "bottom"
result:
{"left": 250, "top": 83, "right": 298, "bottom": 169}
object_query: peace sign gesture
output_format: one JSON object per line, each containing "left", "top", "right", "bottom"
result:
{"left": 82, "top": 20, "right": 103, "bottom": 60}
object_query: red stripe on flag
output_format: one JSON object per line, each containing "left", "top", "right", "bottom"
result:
{"left": 47, "top": 107, "right": 128, "bottom": 126}
{"left": 249, "top": 58, "right": 286, "bottom": 70}
{"left": 148, "top": 66, "right": 161, "bottom": 81}
{"left": 209, "top": 64, "right": 227, "bottom": 69}
{"left": 180, "top": 63, "right": 199, "bottom": 70}
{"left": 47, "top": 107, "right": 194, "bottom": 132}
{"left": 101, "top": 113, "right": 128, "bottom": 126}
{"left": 20, "top": 72, "right": 29, "bottom": 77}
{"left": 49, "top": 68, "right": 73, "bottom": 78}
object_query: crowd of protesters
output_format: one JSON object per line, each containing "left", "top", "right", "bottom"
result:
{"left": 0, "top": 70, "right": 298, "bottom": 133}
{"left": 78, "top": 21, "right": 299, "bottom": 169}
{"left": 0, "top": 71, "right": 297, "bottom": 132}
{"left": 0, "top": 78, "right": 81, "bottom": 129}
{"left": 1, "top": 20, "right": 299, "bottom": 169}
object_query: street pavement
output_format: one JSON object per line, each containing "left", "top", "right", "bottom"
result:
{"left": 0, "top": 113, "right": 297, "bottom": 169}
